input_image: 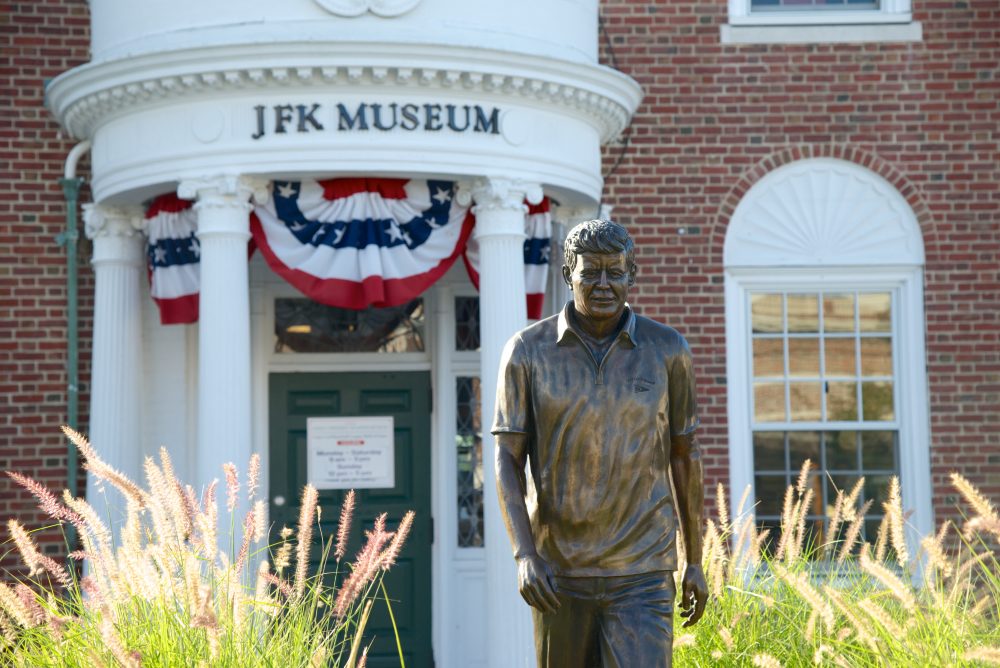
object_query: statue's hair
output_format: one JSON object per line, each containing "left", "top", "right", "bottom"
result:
{"left": 562, "top": 219, "right": 635, "bottom": 270}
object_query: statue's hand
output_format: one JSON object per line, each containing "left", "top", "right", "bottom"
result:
{"left": 679, "top": 564, "right": 708, "bottom": 628}
{"left": 516, "top": 553, "right": 561, "bottom": 613}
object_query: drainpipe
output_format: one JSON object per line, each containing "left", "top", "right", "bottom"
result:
{"left": 57, "top": 141, "right": 90, "bottom": 520}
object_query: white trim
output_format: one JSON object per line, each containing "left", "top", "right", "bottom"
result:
{"left": 724, "top": 0, "right": 920, "bottom": 43}
{"left": 721, "top": 21, "right": 921, "bottom": 44}
{"left": 724, "top": 158, "right": 924, "bottom": 268}
{"left": 725, "top": 266, "right": 932, "bottom": 556}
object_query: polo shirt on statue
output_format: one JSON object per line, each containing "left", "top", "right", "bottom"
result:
{"left": 492, "top": 302, "right": 699, "bottom": 577}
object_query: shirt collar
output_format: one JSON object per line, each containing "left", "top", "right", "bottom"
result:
{"left": 557, "top": 301, "right": 637, "bottom": 348}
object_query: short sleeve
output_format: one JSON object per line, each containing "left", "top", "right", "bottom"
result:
{"left": 668, "top": 335, "right": 700, "bottom": 437}
{"left": 491, "top": 333, "right": 532, "bottom": 435}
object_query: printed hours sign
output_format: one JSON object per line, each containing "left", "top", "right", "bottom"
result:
{"left": 306, "top": 416, "right": 396, "bottom": 490}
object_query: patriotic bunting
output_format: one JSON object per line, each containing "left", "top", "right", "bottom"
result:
{"left": 252, "top": 178, "right": 473, "bottom": 310}
{"left": 462, "top": 198, "right": 551, "bottom": 320}
{"left": 145, "top": 194, "right": 200, "bottom": 325}
{"left": 144, "top": 178, "right": 551, "bottom": 324}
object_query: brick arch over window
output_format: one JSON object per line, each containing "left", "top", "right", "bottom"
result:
{"left": 710, "top": 145, "right": 934, "bottom": 257}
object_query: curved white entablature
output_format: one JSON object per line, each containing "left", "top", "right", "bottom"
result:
{"left": 46, "top": 41, "right": 641, "bottom": 206}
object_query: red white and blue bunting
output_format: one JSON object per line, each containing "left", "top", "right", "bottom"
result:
{"left": 145, "top": 194, "right": 200, "bottom": 324}
{"left": 144, "top": 178, "right": 551, "bottom": 324}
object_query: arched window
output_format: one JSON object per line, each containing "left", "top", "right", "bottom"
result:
{"left": 724, "top": 158, "right": 931, "bottom": 551}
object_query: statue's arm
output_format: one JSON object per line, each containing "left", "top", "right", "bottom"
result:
{"left": 670, "top": 431, "right": 708, "bottom": 626}
{"left": 496, "top": 432, "right": 560, "bottom": 613}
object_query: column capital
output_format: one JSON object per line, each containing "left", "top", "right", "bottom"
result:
{"left": 551, "top": 203, "right": 599, "bottom": 227}
{"left": 177, "top": 174, "right": 270, "bottom": 208}
{"left": 82, "top": 203, "right": 145, "bottom": 240}
{"left": 457, "top": 177, "right": 543, "bottom": 214}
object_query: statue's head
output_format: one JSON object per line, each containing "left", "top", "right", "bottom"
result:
{"left": 561, "top": 219, "right": 637, "bottom": 325}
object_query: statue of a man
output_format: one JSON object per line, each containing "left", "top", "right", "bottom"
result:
{"left": 492, "top": 219, "right": 708, "bottom": 667}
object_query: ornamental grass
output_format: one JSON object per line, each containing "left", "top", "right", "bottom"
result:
{"left": 675, "top": 461, "right": 1000, "bottom": 667}
{"left": 0, "top": 426, "right": 414, "bottom": 667}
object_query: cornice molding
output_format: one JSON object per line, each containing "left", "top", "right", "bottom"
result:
{"left": 46, "top": 42, "right": 641, "bottom": 144}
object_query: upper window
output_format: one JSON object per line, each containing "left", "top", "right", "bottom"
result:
{"left": 722, "top": 0, "right": 921, "bottom": 44}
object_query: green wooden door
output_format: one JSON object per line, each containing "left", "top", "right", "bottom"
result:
{"left": 269, "top": 372, "right": 432, "bottom": 668}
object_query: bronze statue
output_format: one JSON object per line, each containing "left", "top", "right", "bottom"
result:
{"left": 493, "top": 219, "right": 707, "bottom": 667}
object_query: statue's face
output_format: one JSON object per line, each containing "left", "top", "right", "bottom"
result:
{"left": 563, "top": 251, "right": 636, "bottom": 324}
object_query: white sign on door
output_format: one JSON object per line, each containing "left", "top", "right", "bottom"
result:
{"left": 306, "top": 416, "right": 395, "bottom": 490}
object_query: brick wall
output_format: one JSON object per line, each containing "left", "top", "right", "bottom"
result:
{"left": 597, "top": 0, "right": 1000, "bottom": 525}
{"left": 0, "top": 0, "right": 92, "bottom": 570}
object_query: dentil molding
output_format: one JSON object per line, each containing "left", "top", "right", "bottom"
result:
{"left": 46, "top": 43, "right": 640, "bottom": 143}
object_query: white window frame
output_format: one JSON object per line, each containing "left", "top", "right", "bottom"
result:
{"left": 725, "top": 266, "right": 932, "bottom": 553}
{"left": 722, "top": 0, "right": 922, "bottom": 44}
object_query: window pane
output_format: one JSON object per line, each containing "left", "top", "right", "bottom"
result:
{"left": 455, "top": 297, "right": 481, "bottom": 352}
{"left": 824, "top": 338, "right": 856, "bottom": 377}
{"left": 752, "top": 0, "right": 879, "bottom": 8}
{"left": 787, "top": 294, "right": 819, "bottom": 333}
{"left": 754, "top": 474, "right": 787, "bottom": 517}
{"left": 754, "top": 382, "right": 786, "bottom": 422}
{"left": 859, "top": 293, "right": 891, "bottom": 332}
{"left": 754, "top": 431, "right": 786, "bottom": 471}
{"left": 823, "top": 294, "right": 855, "bottom": 333}
{"left": 860, "top": 337, "right": 893, "bottom": 376}
{"left": 864, "top": 475, "right": 893, "bottom": 508}
{"left": 825, "top": 431, "right": 857, "bottom": 470}
{"left": 274, "top": 298, "right": 424, "bottom": 353}
{"left": 752, "top": 294, "right": 783, "bottom": 333}
{"left": 788, "top": 338, "right": 820, "bottom": 377}
{"left": 788, "top": 431, "right": 820, "bottom": 471}
{"left": 861, "top": 431, "right": 897, "bottom": 470}
{"left": 456, "top": 377, "right": 483, "bottom": 547}
{"left": 827, "top": 382, "right": 858, "bottom": 422}
{"left": 789, "top": 382, "right": 822, "bottom": 421}
{"left": 753, "top": 338, "right": 785, "bottom": 377}
{"left": 862, "top": 381, "right": 894, "bottom": 421}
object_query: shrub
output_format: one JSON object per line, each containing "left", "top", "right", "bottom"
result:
{"left": 1, "top": 426, "right": 413, "bottom": 667}
{"left": 674, "top": 461, "right": 1000, "bottom": 667}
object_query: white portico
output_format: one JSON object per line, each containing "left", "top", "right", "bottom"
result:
{"left": 46, "top": 2, "right": 640, "bottom": 665}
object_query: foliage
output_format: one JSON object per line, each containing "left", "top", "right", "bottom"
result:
{"left": 0, "top": 426, "right": 414, "bottom": 667}
{"left": 674, "top": 462, "right": 1000, "bottom": 667}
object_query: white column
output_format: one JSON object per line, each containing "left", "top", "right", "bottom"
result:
{"left": 178, "top": 175, "right": 266, "bottom": 523}
{"left": 83, "top": 204, "right": 145, "bottom": 522}
{"left": 463, "top": 177, "right": 543, "bottom": 668}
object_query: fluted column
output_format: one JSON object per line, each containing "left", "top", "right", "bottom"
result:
{"left": 83, "top": 204, "right": 145, "bottom": 522}
{"left": 462, "top": 177, "right": 543, "bottom": 668}
{"left": 178, "top": 175, "right": 267, "bottom": 521}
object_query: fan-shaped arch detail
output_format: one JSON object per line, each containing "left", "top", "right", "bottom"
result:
{"left": 724, "top": 158, "right": 924, "bottom": 267}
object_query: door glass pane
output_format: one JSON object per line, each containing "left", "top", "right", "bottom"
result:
{"left": 862, "top": 381, "right": 894, "bottom": 421}
{"left": 754, "top": 382, "right": 787, "bottom": 422}
{"left": 859, "top": 293, "right": 891, "bottom": 332}
{"left": 455, "top": 296, "right": 481, "bottom": 352}
{"left": 823, "top": 293, "right": 855, "bottom": 333}
{"left": 787, "top": 294, "right": 819, "bottom": 333}
{"left": 789, "top": 382, "right": 822, "bottom": 421}
{"left": 753, "top": 338, "right": 784, "bottom": 377}
{"left": 752, "top": 294, "right": 783, "bottom": 333}
{"left": 456, "top": 377, "right": 484, "bottom": 547}
{"left": 860, "top": 337, "right": 893, "bottom": 376}
{"left": 274, "top": 298, "right": 425, "bottom": 353}
{"left": 824, "top": 338, "right": 856, "bottom": 376}
{"left": 788, "top": 338, "right": 820, "bottom": 377}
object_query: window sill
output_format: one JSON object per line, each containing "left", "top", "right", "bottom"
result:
{"left": 720, "top": 21, "right": 922, "bottom": 44}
